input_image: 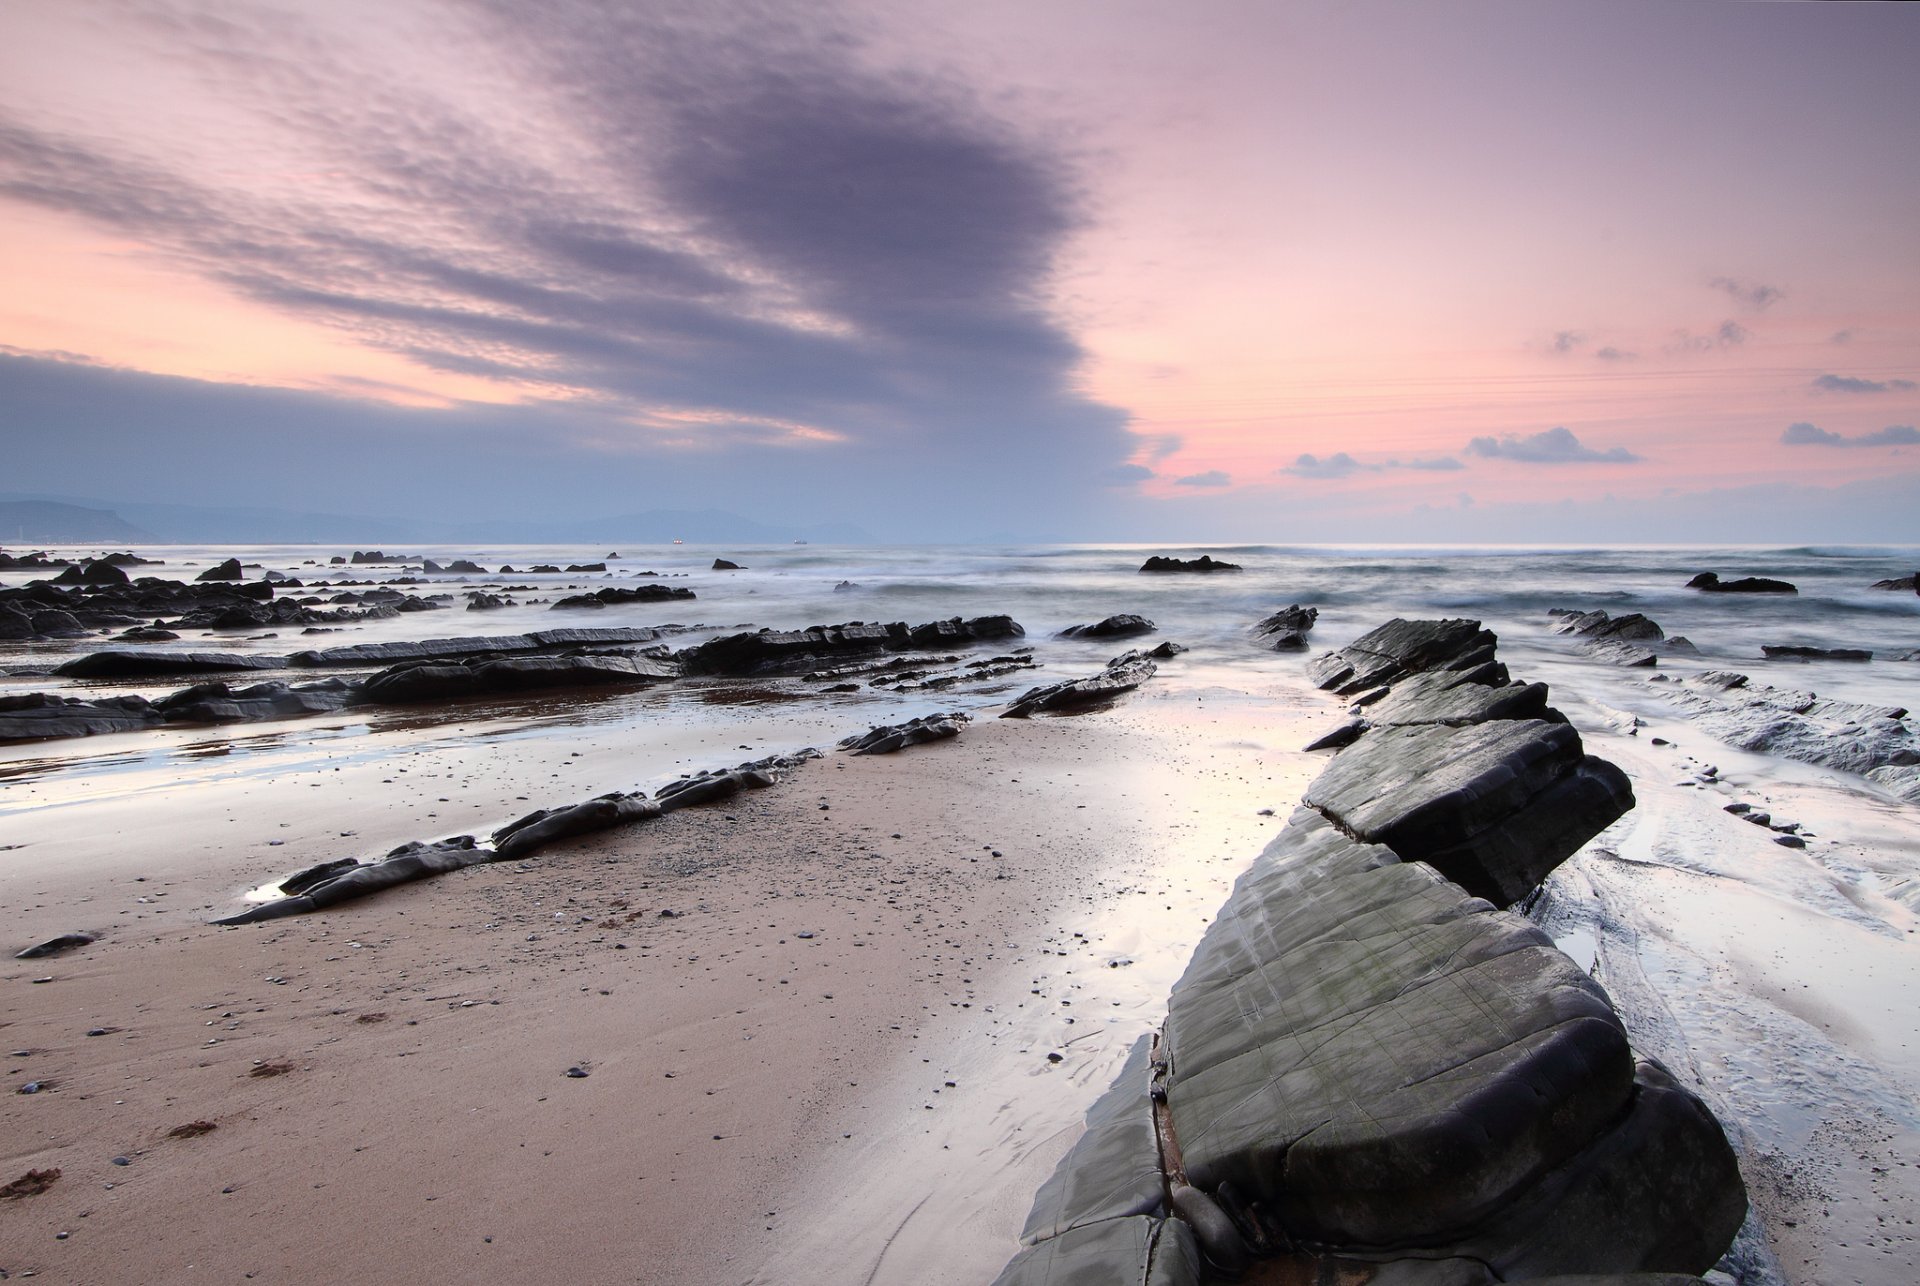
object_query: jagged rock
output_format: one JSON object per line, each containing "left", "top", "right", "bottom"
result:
{"left": 1686, "top": 572, "right": 1796, "bottom": 593}
{"left": 288, "top": 628, "right": 662, "bottom": 667}
{"left": 1302, "top": 719, "right": 1634, "bottom": 908}
{"left": 420, "top": 559, "right": 444, "bottom": 574}
{"left": 54, "top": 650, "right": 285, "bottom": 678}
{"left": 29, "top": 608, "right": 87, "bottom": 637}
{"left": 195, "top": 558, "right": 244, "bottom": 582}
{"left": 566, "top": 562, "right": 606, "bottom": 572}
{"left": 654, "top": 752, "right": 817, "bottom": 812}
{"left": 1761, "top": 645, "right": 1871, "bottom": 662}
{"left": 832, "top": 580, "right": 859, "bottom": 592}
{"left": 448, "top": 560, "right": 485, "bottom": 574}
{"left": 1140, "top": 554, "right": 1241, "bottom": 573}
{"left": 1162, "top": 808, "right": 1741, "bottom": 1271}
{"left": 1001, "top": 651, "right": 1156, "bottom": 718}
{"left": 712, "top": 558, "right": 744, "bottom": 570}
{"left": 465, "top": 592, "right": 509, "bottom": 611}
{"left": 1358, "top": 667, "right": 1557, "bottom": 729}
{"left": 1549, "top": 609, "right": 1664, "bottom": 642}
{"left": 1061, "top": 614, "right": 1155, "bottom": 639}
{"left": 1869, "top": 573, "right": 1917, "bottom": 591}
{"left": 491, "top": 792, "right": 661, "bottom": 861}
{"left": 1663, "top": 674, "right": 1914, "bottom": 779}
{"left": 992, "top": 1215, "right": 1200, "bottom": 1286}
{"left": 550, "top": 585, "right": 695, "bottom": 609}
{"left": 0, "top": 692, "right": 161, "bottom": 740}
{"left": 1306, "top": 618, "right": 1500, "bottom": 696}
{"left": 1251, "top": 604, "right": 1318, "bottom": 650}
{"left": 1582, "top": 639, "right": 1660, "bottom": 667}
{"left": 16, "top": 931, "right": 97, "bottom": 959}
{"left": 837, "top": 712, "right": 969, "bottom": 755}
{"left": 1148, "top": 641, "right": 1187, "bottom": 659}
{"left": 152, "top": 679, "right": 356, "bottom": 724}
{"left": 0, "top": 604, "right": 34, "bottom": 639}
{"left": 679, "top": 616, "right": 1022, "bottom": 677}
{"left": 215, "top": 837, "right": 486, "bottom": 924}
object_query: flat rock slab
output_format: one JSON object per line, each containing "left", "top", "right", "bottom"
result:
{"left": 54, "top": 650, "right": 286, "bottom": 677}
{"left": 1302, "top": 718, "right": 1633, "bottom": 907}
{"left": 1356, "top": 669, "right": 1555, "bottom": 729}
{"left": 678, "top": 616, "right": 1023, "bottom": 676}
{"left": 1306, "top": 619, "right": 1498, "bottom": 696}
{"left": 288, "top": 628, "right": 663, "bottom": 667}
{"left": 992, "top": 1215, "right": 1199, "bottom": 1286}
{"left": 1019, "top": 1037, "right": 1165, "bottom": 1245}
{"left": 1001, "top": 651, "right": 1156, "bottom": 718}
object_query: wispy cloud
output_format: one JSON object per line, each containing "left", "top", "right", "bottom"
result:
{"left": 1552, "top": 330, "right": 1585, "bottom": 353}
{"left": 1102, "top": 463, "right": 1155, "bottom": 485}
{"left": 1464, "top": 425, "right": 1639, "bottom": 464}
{"left": 1669, "top": 321, "right": 1749, "bottom": 353}
{"left": 1281, "top": 451, "right": 1464, "bottom": 479}
{"left": 1173, "top": 469, "right": 1231, "bottom": 487}
{"left": 1812, "top": 373, "right": 1916, "bottom": 394}
{"left": 1595, "top": 346, "right": 1636, "bottom": 361}
{"left": 1782, "top": 422, "right": 1920, "bottom": 448}
{"left": 1707, "top": 276, "right": 1783, "bottom": 312}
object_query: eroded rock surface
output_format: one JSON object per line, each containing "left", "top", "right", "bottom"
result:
{"left": 1000, "top": 650, "right": 1156, "bottom": 718}
{"left": 1141, "top": 554, "right": 1242, "bottom": 573}
{"left": 1062, "top": 614, "right": 1156, "bottom": 639}
{"left": 1686, "top": 571, "right": 1796, "bottom": 594}
{"left": 1662, "top": 671, "right": 1917, "bottom": 799}
{"left": 1306, "top": 618, "right": 1499, "bottom": 696}
{"left": 837, "top": 712, "right": 969, "bottom": 755}
{"left": 677, "top": 616, "right": 1022, "bottom": 677}
{"left": 1251, "top": 604, "right": 1318, "bottom": 650}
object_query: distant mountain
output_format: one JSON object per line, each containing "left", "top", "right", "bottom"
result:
{"left": 0, "top": 493, "right": 874, "bottom": 545}
{"left": 0, "top": 499, "right": 158, "bottom": 544}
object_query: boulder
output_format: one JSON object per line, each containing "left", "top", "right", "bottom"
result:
{"left": 712, "top": 558, "right": 744, "bottom": 570}
{"left": 1301, "top": 719, "right": 1634, "bottom": 908}
{"left": 465, "top": 592, "right": 508, "bottom": 611}
{"left": 54, "top": 650, "right": 284, "bottom": 678}
{"left": 79, "top": 561, "right": 131, "bottom": 586}
{"left": 1061, "top": 613, "right": 1156, "bottom": 639}
{"left": 1001, "top": 650, "right": 1156, "bottom": 718}
{"left": 566, "top": 562, "right": 607, "bottom": 572}
{"left": 550, "top": 585, "right": 695, "bottom": 609}
{"left": 1549, "top": 608, "right": 1664, "bottom": 642}
{"left": 1685, "top": 572, "right": 1796, "bottom": 593}
{"left": 1306, "top": 618, "right": 1500, "bottom": 696}
{"left": 1141, "top": 554, "right": 1242, "bottom": 573}
{"left": 447, "top": 560, "right": 486, "bottom": 574}
{"left": 195, "top": 557, "right": 244, "bottom": 582}
{"left": 1148, "top": 641, "right": 1188, "bottom": 659}
{"left": 1251, "top": 604, "right": 1318, "bottom": 650}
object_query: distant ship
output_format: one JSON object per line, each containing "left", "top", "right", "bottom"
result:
{"left": 672, "top": 538, "right": 683, "bottom": 545}
{"left": 793, "top": 539, "right": 808, "bottom": 545}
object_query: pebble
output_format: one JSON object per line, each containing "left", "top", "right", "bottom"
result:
{"left": 565, "top": 1066, "right": 588, "bottom": 1078}
{"left": 18, "top": 1081, "right": 44, "bottom": 1094}
{"left": 1045, "top": 1052, "right": 1063, "bottom": 1064}
{"left": 796, "top": 931, "right": 814, "bottom": 939}
{"left": 1774, "top": 835, "right": 1808, "bottom": 849}
{"left": 111, "top": 1156, "right": 130, "bottom": 1167}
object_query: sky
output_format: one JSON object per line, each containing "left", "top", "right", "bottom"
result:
{"left": 1, "top": 0, "right": 1917, "bottom": 543}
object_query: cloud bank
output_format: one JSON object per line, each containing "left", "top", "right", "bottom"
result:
{"left": 1781, "top": 422, "right": 1920, "bottom": 448}
{"left": 1812, "top": 374, "right": 1916, "bottom": 394}
{"left": 1463, "top": 426, "right": 1638, "bottom": 464}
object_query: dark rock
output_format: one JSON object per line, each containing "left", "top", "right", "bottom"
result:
{"left": 1358, "top": 668, "right": 1557, "bottom": 729}
{"left": 837, "top": 712, "right": 969, "bottom": 755}
{"left": 29, "top": 608, "right": 87, "bottom": 637}
{"left": 832, "top": 580, "right": 859, "bottom": 592}
{"left": 1001, "top": 650, "right": 1156, "bottom": 718}
{"left": 466, "top": 592, "right": 509, "bottom": 611}
{"left": 1017, "top": 1037, "right": 1165, "bottom": 1244}
{"left": 448, "top": 560, "right": 486, "bottom": 574}
{"left": 359, "top": 652, "right": 675, "bottom": 704}
{"left": 215, "top": 837, "right": 487, "bottom": 924}
{"left": 55, "top": 650, "right": 284, "bottom": 678}
{"left": 1305, "top": 720, "right": 1368, "bottom": 752}
{"left": 1306, "top": 618, "right": 1500, "bottom": 696}
{"left": 678, "top": 616, "right": 1022, "bottom": 677}
{"left": 991, "top": 1215, "right": 1200, "bottom": 1286}
{"left": 1140, "top": 554, "right": 1241, "bottom": 573}
{"left": 712, "top": 558, "right": 744, "bottom": 570}
{"left": 288, "top": 628, "right": 662, "bottom": 667}
{"left": 0, "top": 692, "right": 161, "bottom": 740}
{"left": 16, "top": 932, "right": 97, "bottom": 959}
{"left": 279, "top": 858, "right": 361, "bottom": 896}
{"left": 195, "top": 558, "right": 244, "bottom": 582}
{"left": 80, "top": 561, "right": 131, "bottom": 586}
{"left": 1147, "top": 641, "right": 1187, "bottom": 659}
{"left": 1550, "top": 609, "right": 1664, "bottom": 642}
{"left": 550, "top": 585, "right": 695, "bottom": 609}
{"left": 492, "top": 791, "right": 661, "bottom": 860}
{"left": 1686, "top": 572, "right": 1797, "bottom": 594}
{"left": 1761, "top": 645, "right": 1872, "bottom": 662}
{"left": 565, "top": 562, "right": 606, "bottom": 572}
{"left": 151, "top": 678, "right": 356, "bottom": 724}
{"left": 420, "top": 559, "right": 444, "bottom": 574}
{"left": 1251, "top": 604, "right": 1319, "bottom": 651}
{"left": 1061, "top": 613, "right": 1155, "bottom": 639}
{"left": 1302, "top": 719, "right": 1634, "bottom": 908}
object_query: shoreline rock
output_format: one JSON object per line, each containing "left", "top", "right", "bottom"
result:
{"left": 1000, "top": 650, "right": 1156, "bottom": 718}
{"left": 1141, "top": 554, "right": 1242, "bottom": 573}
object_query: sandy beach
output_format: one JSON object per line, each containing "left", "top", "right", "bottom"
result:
{"left": 1, "top": 690, "right": 1327, "bottom": 1284}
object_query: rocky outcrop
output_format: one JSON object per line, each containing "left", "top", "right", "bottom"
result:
{"left": 465, "top": 592, "right": 509, "bottom": 611}
{"left": 0, "top": 692, "right": 165, "bottom": 740}
{"left": 54, "top": 650, "right": 285, "bottom": 678}
{"left": 1686, "top": 572, "right": 1796, "bottom": 593}
{"left": 288, "top": 628, "right": 665, "bottom": 667}
{"left": 492, "top": 792, "right": 661, "bottom": 861}
{"left": 712, "top": 558, "right": 744, "bottom": 570}
{"left": 1548, "top": 609, "right": 1666, "bottom": 667}
{"left": 1662, "top": 671, "right": 1917, "bottom": 799}
{"left": 0, "top": 572, "right": 427, "bottom": 637}
{"left": 1062, "top": 613, "right": 1156, "bottom": 639}
{"left": 999, "top": 621, "right": 1738, "bottom": 1284}
{"left": 677, "top": 616, "right": 1023, "bottom": 677}
{"left": 550, "top": 585, "right": 696, "bottom": 609}
{"left": 215, "top": 838, "right": 490, "bottom": 923}
{"left": 1761, "top": 645, "right": 1871, "bottom": 662}
{"left": 16, "top": 931, "right": 97, "bottom": 959}
{"left": 1305, "top": 618, "right": 1499, "bottom": 696}
{"left": 1141, "top": 555, "right": 1242, "bottom": 573}
{"left": 1869, "top": 572, "right": 1917, "bottom": 592}
{"left": 837, "top": 712, "right": 969, "bottom": 755}
{"left": 195, "top": 558, "right": 244, "bottom": 582}
{"left": 151, "top": 679, "right": 357, "bottom": 724}
{"left": 1250, "top": 605, "right": 1318, "bottom": 650}
{"left": 358, "top": 651, "right": 675, "bottom": 703}
{"left": 1000, "top": 650, "right": 1155, "bottom": 718}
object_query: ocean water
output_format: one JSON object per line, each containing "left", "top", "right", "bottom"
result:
{"left": 3, "top": 542, "right": 1918, "bottom": 1281}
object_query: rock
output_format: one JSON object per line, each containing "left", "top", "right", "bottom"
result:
{"left": 288, "top": 628, "right": 663, "bottom": 667}
{"left": 279, "top": 858, "right": 361, "bottom": 896}
{"left": 1061, "top": 613, "right": 1155, "bottom": 639}
{"left": 1358, "top": 668, "right": 1557, "bottom": 729}
{"left": 1306, "top": 618, "right": 1500, "bottom": 696}
{"left": 1140, "top": 554, "right": 1242, "bottom": 573}
{"left": 1001, "top": 650, "right": 1156, "bottom": 718}
{"left": 15, "top": 932, "right": 97, "bottom": 959}
{"left": 1761, "top": 645, "right": 1872, "bottom": 662}
{"left": 565, "top": 562, "right": 606, "bottom": 572}
{"left": 79, "top": 560, "right": 131, "bottom": 586}
{"left": 359, "top": 652, "right": 675, "bottom": 703}
{"left": 678, "top": 617, "right": 1022, "bottom": 677}
{"left": 837, "top": 712, "right": 969, "bottom": 755}
{"left": 1147, "top": 641, "right": 1187, "bottom": 659}
{"left": 1582, "top": 639, "right": 1660, "bottom": 667}
{"left": 465, "top": 592, "right": 509, "bottom": 611}
{"left": 550, "top": 585, "right": 695, "bottom": 609}
{"left": 195, "top": 558, "right": 244, "bottom": 582}
{"left": 215, "top": 837, "right": 488, "bottom": 924}
{"left": 712, "top": 558, "right": 744, "bottom": 570}
{"left": 1251, "top": 604, "right": 1319, "bottom": 651}
{"left": 1868, "top": 573, "right": 1916, "bottom": 591}
{"left": 832, "top": 580, "right": 859, "bottom": 592}
{"left": 54, "top": 650, "right": 284, "bottom": 678}
{"left": 492, "top": 792, "right": 661, "bottom": 861}
{"left": 1304, "top": 721, "right": 1367, "bottom": 752}
{"left": 1302, "top": 719, "right": 1634, "bottom": 908}
{"left": 420, "top": 559, "right": 444, "bottom": 574}
{"left": 447, "top": 560, "right": 486, "bottom": 574}
{"left": 1686, "top": 572, "right": 1796, "bottom": 594}
{"left": 991, "top": 1215, "right": 1200, "bottom": 1286}
{"left": 1663, "top": 674, "right": 1915, "bottom": 780}
{"left": 1550, "top": 609, "right": 1665, "bottom": 643}
{"left": 0, "top": 692, "right": 162, "bottom": 740}
{"left": 151, "top": 678, "right": 356, "bottom": 724}
{"left": 1017, "top": 1038, "right": 1164, "bottom": 1244}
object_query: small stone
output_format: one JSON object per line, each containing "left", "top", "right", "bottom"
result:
{"left": 1724, "top": 803, "right": 1751, "bottom": 814}
{"left": 111, "top": 1156, "right": 130, "bottom": 1167}
{"left": 565, "top": 1066, "right": 588, "bottom": 1078}
{"left": 1045, "top": 1052, "right": 1063, "bottom": 1064}
{"left": 1774, "top": 835, "right": 1807, "bottom": 849}
{"left": 18, "top": 1081, "right": 43, "bottom": 1094}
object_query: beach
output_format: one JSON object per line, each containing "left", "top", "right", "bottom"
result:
{"left": 4, "top": 543, "right": 1919, "bottom": 1284}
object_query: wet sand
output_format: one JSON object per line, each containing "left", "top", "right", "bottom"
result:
{"left": 0, "top": 690, "right": 1327, "bottom": 1284}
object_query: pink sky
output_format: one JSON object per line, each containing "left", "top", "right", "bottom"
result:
{"left": 1, "top": 0, "right": 1915, "bottom": 540}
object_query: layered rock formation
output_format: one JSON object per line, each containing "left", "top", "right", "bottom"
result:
{"left": 996, "top": 619, "right": 1744, "bottom": 1286}
{"left": 676, "top": 616, "right": 1023, "bottom": 677}
{"left": 1000, "top": 650, "right": 1156, "bottom": 718}
{"left": 1141, "top": 555, "right": 1242, "bottom": 573}
{"left": 1251, "top": 604, "right": 1318, "bottom": 650}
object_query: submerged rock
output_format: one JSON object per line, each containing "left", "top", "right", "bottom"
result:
{"left": 1686, "top": 571, "right": 1796, "bottom": 593}
{"left": 1001, "top": 650, "right": 1156, "bottom": 718}
{"left": 1761, "top": 645, "right": 1872, "bottom": 662}
{"left": 1061, "top": 613, "right": 1156, "bottom": 639}
{"left": 678, "top": 616, "right": 1022, "bottom": 676}
{"left": 195, "top": 558, "right": 244, "bottom": 582}
{"left": 1251, "top": 604, "right": 1318, "bottom": 650}
{"left": 55, "top": 650, "right": 285, "bottom": 678}
{"left": 1140, "top": 554, "right": 1242, "bottom": 573}
{"left": 711, "top": 558, "right": 744, "bottom": 570}
{"left": 550, "top": 585, "right": 695, "bottom": 609}
{"left": 16, "top": 931, "right": 97, "bottom": 959}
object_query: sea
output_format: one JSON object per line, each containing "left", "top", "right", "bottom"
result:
{"left": 3, "top": 541, "right": 1918, "bottom": 1282}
